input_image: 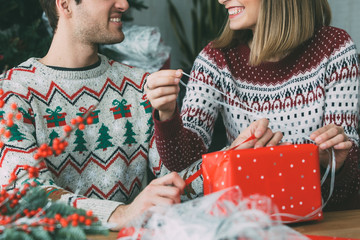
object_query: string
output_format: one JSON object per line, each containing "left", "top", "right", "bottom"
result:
{"left": 180, "top": 71, "right": 336, "bottom": 223}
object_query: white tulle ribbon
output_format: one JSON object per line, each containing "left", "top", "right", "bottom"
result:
{"left": 118, "top": 187, "right": 309, "bottom": 240}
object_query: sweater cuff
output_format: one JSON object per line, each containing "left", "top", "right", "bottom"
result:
{"left": 153, "top": 105, "right": 183, "bottom": 140}
{"left": 76, "top": 198, "right": 123, "bottom": 224}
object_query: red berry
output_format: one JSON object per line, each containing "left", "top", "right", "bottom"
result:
{"left": 11, "top": 103, "right": 17, "bottom": 110}
{"left": 63, "top": 125, "right": 72, "bottom": 132}
{"left": 86, "top": 117, "right": 93, "bottom": 124}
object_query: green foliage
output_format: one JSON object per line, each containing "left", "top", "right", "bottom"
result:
{"left": 1, "top": 186, "right": 109, "bottom": 240}
{"left": 21, "top": 187, "right": 49, "bottom": 211}
{"left": 167, "top": 0, "right": 227, "bottom": 72}
{"left": 1, "top": 228, "right": 33, "bottom": 240}
{"left": 0, "top": 0, "right": 148, "bottom": 72}
{"left": 29, "top": 228, "right": 52, "bottom": 240}
{"left": 46, "top": 201, "right": 85, "bottom": 218}
{"left": 0, "top": 0, "right": 51, "bottom": 72}
{"left": 55, "top": 227, "right": 87, "bottom": 240}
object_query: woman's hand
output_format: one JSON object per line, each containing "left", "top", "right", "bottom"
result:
{"left": 310, "top": 124, "right": 352, "bottom": 171}
{"left": 145, "top": 69, "right": 182, "bottom": 121}
{"left": 230, "top": 118, "right": 284, "bottom": 150}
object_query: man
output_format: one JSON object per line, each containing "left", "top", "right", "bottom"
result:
{"left": 0, "top": 0, "right": 203, "bottom": 230}
{"left": 0, "top": 0, "right": 281, "bottom": 230}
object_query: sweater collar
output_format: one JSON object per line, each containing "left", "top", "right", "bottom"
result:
{"left": 28, "top": 54, "right": 111, "bottom": 80}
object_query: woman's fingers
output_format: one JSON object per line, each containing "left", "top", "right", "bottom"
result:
{"left": 253, "top": 128, "right": 274, "bottom": 148}
{"left": 310, "top": 124, "right": 350, "bottom": 150}
{"left": 145, "top": 69, "right": 183, "bottom": 120}
{"left": 334, "top": 140, "right": 353, "bottom": 150}
{"left": 146, "top": 69, "right": 182, "bottom": 90}
{"left": 149, "top": 85, "right": 180, "bottom": 99}
{"left": 319, "top": 134, "right": 351, "bottom": 150}
{"left": 265, "top": 131, "right": 284, "bottom": 147}
{"left": 252, "top": 118, "right": 270, "bottom": 138}
{"left": 310, "top": 124, "right": 342, "bottom": 143}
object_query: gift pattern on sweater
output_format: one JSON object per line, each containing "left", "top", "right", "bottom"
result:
{"left": 0, "top": 54, "right": 204, "bottom": 223}
{"left": 154, "top": 26, "right": 360, "bottom": 210}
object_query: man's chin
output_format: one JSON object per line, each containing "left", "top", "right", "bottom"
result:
{"left": 99, "top": 35, "right": 125, "bottom": 45}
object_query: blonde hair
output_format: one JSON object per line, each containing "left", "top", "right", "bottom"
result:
{"left": 212, "top": 0, "right": 332, "bottom": 66}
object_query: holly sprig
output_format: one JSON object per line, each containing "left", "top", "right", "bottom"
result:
{"left": 0, "top": 91, "right": 107, "bottom": 240}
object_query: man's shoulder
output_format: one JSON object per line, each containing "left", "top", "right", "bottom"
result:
{"left": 1, "top": 58, "right": 38, "bottom": 81}
{"left": 0, "top": 58, "right": 38, "bottom": 93}
{"left": 102, "top": 55, "right": 149, "bottom": 89}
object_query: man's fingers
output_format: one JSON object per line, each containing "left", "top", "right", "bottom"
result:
{"left": 151, "top": 172, "right": 186, "bottom": 192}
{"left": 147, "top": 185, "right": 182, "bottom": 204}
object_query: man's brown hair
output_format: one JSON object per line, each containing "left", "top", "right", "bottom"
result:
{"left": 39, "top": 0, "right": 81, "bottom": 33}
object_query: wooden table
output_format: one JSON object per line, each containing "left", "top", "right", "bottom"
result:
{"left": 292, "top": 209, "right": 360, "bottom": 238}
{"left": 88, "top": 209, "right": 360, "bottom": 239}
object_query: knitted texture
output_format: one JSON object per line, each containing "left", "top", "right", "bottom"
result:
{"left": 0, "top": 54, "right": 203, "bottom": 223}
{"left": 154, "top": 26, "right": 360, "bottom": 210}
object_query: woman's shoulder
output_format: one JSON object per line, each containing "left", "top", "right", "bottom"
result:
{"left": 314, "top": 26, "right": 354, "bottom": 46}
{"left": 306, "top": 26, "right": 357, "bottom": 58}
{"left": 199, "top": 42, "right": 223, "bottom": 58}
{"left": 198, "top": 41, "right": 247, "bottom": 66}
{"left": 200, "top": 41, "right": 245, "bottom": 56}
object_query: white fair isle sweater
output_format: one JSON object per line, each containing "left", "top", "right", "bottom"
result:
{"left": 0, "top": 54, "right": 203, "bottom": 223}
{"left": 155, "top": 26, "right": 360, "bottom": 210}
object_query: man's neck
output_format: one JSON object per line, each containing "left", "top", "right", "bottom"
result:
{"left": 40, "top": 30, "right": 100, "bottom": 68}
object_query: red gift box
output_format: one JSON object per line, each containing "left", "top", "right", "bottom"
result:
{"left": 43, "top": 107, "right": 67, "bottom": 128}
{"left": 18, "top": 107, "right": 36, "bottom": 124}
{"left": 110, "top": 99, "right": 132, "bottom": 119}
{"left": 140, "top": 99, "right": 152, "bottom": 114}
{"left": 202, "top": 144, "right": 323, "bottom": 223}
{"left": 76, "top": 105, "right": 100, "bottom": 124}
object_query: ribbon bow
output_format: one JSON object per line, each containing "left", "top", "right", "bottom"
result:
{"left": 79, "top": 105, "right": 95, "bottom": 115}
{"left": 46, "top": 106, "right": 62, "bottom": 117}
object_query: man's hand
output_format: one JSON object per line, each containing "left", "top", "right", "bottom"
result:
{"left": 145, "top": 69, "right": 182, "bottom": 121}
{"left": 108, "top": 172, "right": 185, "bottom": 231}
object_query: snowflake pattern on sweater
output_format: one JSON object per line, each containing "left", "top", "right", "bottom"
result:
{"left": 155, "top": 26, "right": 360, "bottom": 210}
{"left": 0, "top": 54, "right": 203, "bottom": 223}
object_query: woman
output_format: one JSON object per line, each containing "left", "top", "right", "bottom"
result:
{"left": 146, "top": 0, "right": 360, "bottom": 210}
